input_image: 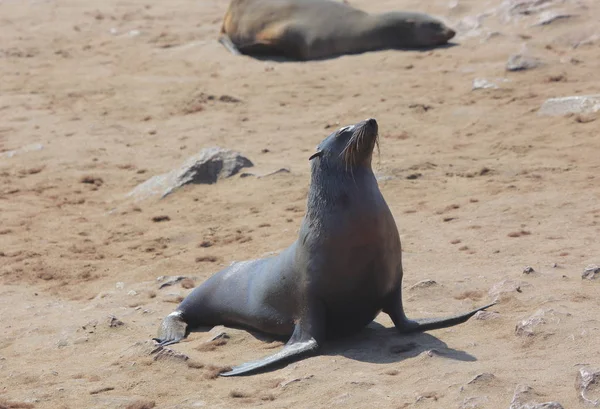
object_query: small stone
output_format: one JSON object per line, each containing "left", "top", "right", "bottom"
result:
{"left": 57, "top": 339, "right": 69, "bottom": 348}
{"left": 409, "top": 279, "right": 438, "bottom": 290}
{"left": 488, "top": 279, "right": 530, "bottom": 301}
{"left": 533, "top": 11, "right": 574, "bottom": 26}
{"left": 127, "top": 290, "right": 138, "bottom": 296}
{"left": 0, "top": 143, "right": 44, "bottom": 158}
{"left": 538, "top": 95, "right": 600, "bottom": 116}
{"left": 474, "top": 310, "right": 500, "bottom": 320}
{"left": 116, "top": 282, "right": 125, "bottom": 289}
{"left": 151, "top": 346, "right": 190, "bottom": 362}
{"left": 575, "top": 367, "right": 600, "bottom": 406}
{"left": 158, "top": 276, "right": 186, "bottom": 289}
{"left": 279, "top": 375, "right": 314, "bottom": 388}
{"left": 509, "top": 384, "right": 564, "bottom": 409}
{"left": 460, "top": 396, "right": 489, "bottom": 409}
{"left": 74, "top": 336, "right": 89, "bottom": 344}
{"left": 468, "top": 373, "right": 496, "bottom": 385}
{"left": 108, "top": 316, "right": 124, "bottom": 328}
{"left": 506, "top": 49, "right": 542, "bottom": 72}
{"left": 90, "top": 386, "right": 115, "bottom": 395}
{"left": 582, "top": 264, "right": 600, "bottom": 280}
{"left": 523, "top": 266, "right": 536, "bottom": 274}
{"left": 472, "top": 78, "right": 499, "bottom": 90}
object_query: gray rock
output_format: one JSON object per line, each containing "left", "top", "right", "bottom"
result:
{"left": 582, "top": 265, "right": 600, "bottom": 280}
{"left": 509, "top": 384, "right": 564, "bottom": 409}
{"left": 0, "top": 143, "right": 44, "bottom": 159}
{"left": 515, "top": 308, "right": 568, "bottom": 337}
{"left": 460, "top": 396, "right": 489, "bottom": 409}
{"left": 488, "top": 279, "right": 530, "bottom": 301}
{"left": 506, "top": 53, "right": 542, "bottom": 71}
{"left": 474, "top": 310, "right": 500, "bottom": 320}
{"left": 538, "top": 95, "right": 600, "bottom": 116}
{"left": 576, "top": 367, "right": 600, "bottom": 406}
{"left": 409, "top": 279, "right": 438, "bottom": 290}
{"left": 157, "top": 275, "right": 187, "bottom": 289}
{"left": 533, "top": 10, "right": 574, "bottom": 26}
{"left": 127, "top": 147, "right": 253, "bottom": 201}
{"left": 472, "top": 78, "right": 499, "bottom": 90}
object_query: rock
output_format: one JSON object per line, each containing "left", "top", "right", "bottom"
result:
{"left": 468, "top": 373, "right": 496, "bottom": 385}
{"left": 108, "top": 316, "right": 124, "bottom": 328}
{"left": 279, "top": 375, "right": 314, "bottom": 388}
{"left": 582, "top": 265, "right": 600, "bottom": 280}
{"left": 533, "top": 10, "right": 574, "bottom": 26}
{"left": 127, "top": 147, "right": 253, "bottom": 201}
{"left": 523, "top": 266, "right": 536, "bottom": 274}
{"left": 576, "top": 367, "right": 600, "bottom": 406}
{"left": 515, "top": 308, "right": 567, "bottom": 337}
{"left": 0, "top": 143, "right": 44, "bottom": 159}
{"left": 488, "top": 279, "right": 530, "bottom": 301}
{"left": 409, "top": 279, "right": 438, "bottom": 290}
{"left": 472, "top": 78, "right": 499, "bottom": 90}
{"left": 460, "top": 396, "right": 489, "bottom": 409}
{"left": 207, "top": 326, "right": 230, "bottom": 342}
{"left": 158, "top": 275, "right": 187, "bottom": 289}
{"left": 506, "top": 52, "right": 542, "bottom": 72}
{"left": 538, "top": 95, "right": 600, "bottom": 116}
{"left": 474, "top": 310, "right": 500, "bottom": 320}
{"left": 151, "top": 346, "right": 190, "bottom": 362}
{"left": 509, "top": 384, "right": 564, "bottom": 409}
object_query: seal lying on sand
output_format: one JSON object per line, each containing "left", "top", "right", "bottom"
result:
{"left": 154, "top": 119, "right": 494, "bottom": 377}
{"left": 218, "top": 0, "right": 456, "bottom": 60}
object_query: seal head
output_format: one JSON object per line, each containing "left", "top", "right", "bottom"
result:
{"left": 309, "top": 118, "right": 378, "bottom": 168}
{"left": 373, "top": 12, "right": 456, "bottom": 48}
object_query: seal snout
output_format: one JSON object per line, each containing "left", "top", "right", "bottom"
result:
{"left": 444, "top": 28, "right": 456, "bottom": 41}
{"left": 364, "top": 118, "right": 378, "bottom": 132}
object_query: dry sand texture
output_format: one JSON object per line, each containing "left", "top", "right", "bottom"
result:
{"left": 1, "top": 0, "right": 600, "bottom": 408}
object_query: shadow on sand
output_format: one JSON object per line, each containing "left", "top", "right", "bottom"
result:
{"left": 219, "top": 40, "right": 459, "bottom": 63}
{"left": 186, "top": 318, "right": 478, "bottom": 376}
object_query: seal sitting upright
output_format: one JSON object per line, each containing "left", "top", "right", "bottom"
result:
{"left": 154, "top": 118, "right": 494, "bottom": 377}
{"left": 218, "top": 0, "right": 456, "bottom": 61}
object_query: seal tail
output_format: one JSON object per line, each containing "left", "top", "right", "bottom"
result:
{"left": 397, "top": 302, "right": 496, "bottom": 334}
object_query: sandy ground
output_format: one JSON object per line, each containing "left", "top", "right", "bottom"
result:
{"left": 1, "top": 0, "right": 600, "bottom": 408}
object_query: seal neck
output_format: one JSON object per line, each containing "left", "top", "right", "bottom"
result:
{"left": 306, "top": 160, "right": 376, "bottom": 219}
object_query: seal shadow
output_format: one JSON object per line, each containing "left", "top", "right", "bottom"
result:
{"left": 228, "top": 41, "right": 459, "bottom": 63}
{"left": 187, "top": 318, "right": 478, "bottom": 374}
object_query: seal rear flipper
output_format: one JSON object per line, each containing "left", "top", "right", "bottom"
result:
{"left": 386, "top": 298, "right": 496, "bottom": 334}
{"left": 152, "top": 311, "right": 189, "bottom": 348}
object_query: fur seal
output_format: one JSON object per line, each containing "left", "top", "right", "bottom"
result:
{"left": 218, "top": 0, "right": 457, "bottom": 60}
{"left": 154, "top": 118, "right": 494, "bottom": 377}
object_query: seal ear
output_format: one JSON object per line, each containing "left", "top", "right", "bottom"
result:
{"left": 309, "top": 151, "right": 322, "bottom": 161}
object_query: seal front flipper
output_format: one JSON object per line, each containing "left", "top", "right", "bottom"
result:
{"left": 220, "top": 335, "right": 319, "bottom": 377}
{"left": 220, "top": 314, "right": 324, "bottom": 377}
{"left": 152, "top": 311, "right": 189, "bottom": 348}
{"left": 218, "top": 34, "right": 242, "bottom": 55}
